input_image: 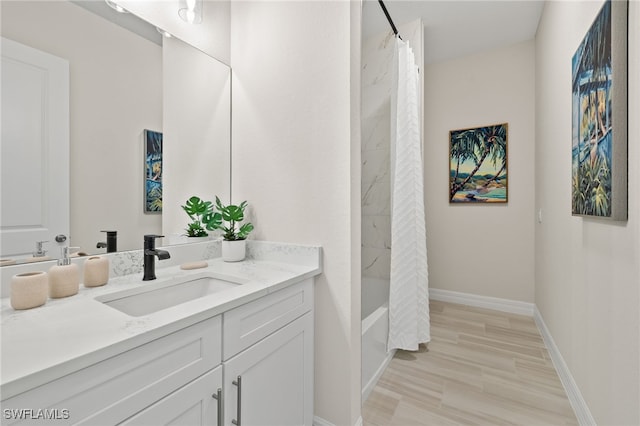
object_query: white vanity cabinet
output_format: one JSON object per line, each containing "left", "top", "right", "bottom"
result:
{"left": 222, "top": 280, "right": 314, "bottom": 426}
{"left": 123, "top": 279, "right": 314, "bottom": 426}
{"left": 1, "top": 278, "right": 314, "bottom": 426}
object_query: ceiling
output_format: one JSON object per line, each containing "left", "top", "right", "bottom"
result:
{"left": 362, "top": 0, "right": 545, "bottom": 64}
{"left": 75, "top": 0, "right": 544, "bottom": 66}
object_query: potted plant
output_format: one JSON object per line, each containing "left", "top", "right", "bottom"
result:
{"left": 181, "top": 196, "right": 217, "bottom": 238}
{"left": 209, "top": 196, "right": 254, "bottom": 262}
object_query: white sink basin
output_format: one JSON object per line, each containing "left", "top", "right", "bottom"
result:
{"left": 96, "top": 274, "right": 244, "bottom": 317}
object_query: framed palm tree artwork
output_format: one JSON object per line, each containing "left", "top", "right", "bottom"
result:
{"left": 571, "top": 0, "right": 628, "bottom": 220}
{"left": 144, "top": 129, "right": 163, "bottom": 213}
{"left": 449, "top": 123, "right": 508, "bottom": 203}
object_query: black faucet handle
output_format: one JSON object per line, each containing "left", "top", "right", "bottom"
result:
{"left": 142, "top": 235, "right": 169, "bottom": 281}
{"left": 143, "top": 234, "right": 165, "bottom": 250}
{"left": 100, "top": 230, "right": 118, "bottom": 252}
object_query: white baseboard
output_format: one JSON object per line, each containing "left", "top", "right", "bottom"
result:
{"left": 428, "top": 288, "right": 594, "bottom": 426}
{"left": 429, "top": 288, "right": 535, "bottom": 316}
{"left": 534, "top": 307, "right": 596, "bottom": 426}
{"left": 362, "top": 348, "right": 396, "bottom": 402}
{"left": 312, "top": 416, "right": 362, "bottom": 426}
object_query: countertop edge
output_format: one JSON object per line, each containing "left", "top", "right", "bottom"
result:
{"left": 1, "top": 261, "right": 322, "bottom": 400}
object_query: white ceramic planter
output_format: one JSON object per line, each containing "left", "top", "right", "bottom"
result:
{"left": 222, "top": 240, "right": 246, "bottom": 262}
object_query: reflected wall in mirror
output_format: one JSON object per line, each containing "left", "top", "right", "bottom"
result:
{"left": 162, "top": 35, "right": 231, "bottom": 246}
{"left": 0, "top": 0, "right": 231, "bottom": 264}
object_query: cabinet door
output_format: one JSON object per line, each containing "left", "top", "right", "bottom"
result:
{"left": 122, "top": 366, "right": 223, "bottom": 426}
{"left": 224, "top": 312, "right": 313, "bottom": 426}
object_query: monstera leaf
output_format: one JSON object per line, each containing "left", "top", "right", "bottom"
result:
{"left": 181, "top": 196, "right": 215, "bottom": 237}
{"left": 210, "top": 196, "right": 254, "bottom": 241}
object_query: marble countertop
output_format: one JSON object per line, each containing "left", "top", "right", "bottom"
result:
{"left": 1, "top": 242, "right": 321, "bottom": 400}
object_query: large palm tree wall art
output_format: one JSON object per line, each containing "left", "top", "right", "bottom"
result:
{"left": 571, "top": 0, "right": 628, "bottom": 220}
{"left": 449, "top": 123, "right": 508, "bottom": 203}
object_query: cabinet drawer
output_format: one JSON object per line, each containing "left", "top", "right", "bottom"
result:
{"left": 223, "top": 279, "right": 313, "bottom": 360}
{"left": 2, "top": 316, "right": 221, "bottom": 425}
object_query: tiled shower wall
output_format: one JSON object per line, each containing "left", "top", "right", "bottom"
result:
{"left": 361, "top": 20, "right": 423, "bottom": 280}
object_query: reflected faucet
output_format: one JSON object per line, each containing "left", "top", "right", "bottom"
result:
{"left": 143, "top": 234, "right": 170, "bottom": 281}
{"left": 97, "top": 230, "right": 118, "bottom": 253}
{"left": 33, "top": 240, "right": 48, "bottom": 257}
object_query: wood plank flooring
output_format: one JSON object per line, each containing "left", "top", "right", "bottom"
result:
{"left": 362, "top": 300, "right": 578, "bottom": 425}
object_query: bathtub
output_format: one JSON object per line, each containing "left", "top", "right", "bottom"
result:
{"left": 361, "top": 277, "right": 395, "bottom": 401}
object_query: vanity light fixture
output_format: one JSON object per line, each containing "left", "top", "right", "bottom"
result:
{"left": 104, "top": 0, "right": 127, "bottom": 13}
{"left": 178, "top": 0, "right": 202, "bottom": 24}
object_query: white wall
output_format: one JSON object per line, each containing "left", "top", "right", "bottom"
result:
{"left": 535, "top": 1, "right": 640, "bottom": 424}
{"left": 1, "top": 1, "right": 162, "bottom": 255}
{"left": 230, "top": 2, "right": 362, "bottom": 424}
{"left": 424, "top": 40, "right": 536, "bottom": 303}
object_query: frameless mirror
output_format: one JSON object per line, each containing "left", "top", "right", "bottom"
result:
{"left": 0, "top": 0, "right": 230, "bottom": 264}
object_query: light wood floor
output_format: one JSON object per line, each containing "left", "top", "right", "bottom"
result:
{"left": 362, "top": 300, "right": 578, "bottom": 426}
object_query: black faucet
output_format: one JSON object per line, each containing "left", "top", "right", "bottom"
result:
{"left": 143, "top": 234, "right": 170, "bottom": 281}
{"left": 97, "top": 230, "right": 118, "bottom": 253}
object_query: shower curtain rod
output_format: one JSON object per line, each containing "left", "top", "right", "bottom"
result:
{"left": 378, "top": 0, "right": 402, "bottom": 39}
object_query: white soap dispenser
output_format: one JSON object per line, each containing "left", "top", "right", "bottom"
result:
{"left": 49, "top": 246, "right": 80, "bottom": 298}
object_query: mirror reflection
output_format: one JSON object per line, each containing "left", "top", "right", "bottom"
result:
{"left": 0, "top": 0, "right": 231, "bottom": 265}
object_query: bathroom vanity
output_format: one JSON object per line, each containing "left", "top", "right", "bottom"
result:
{"left": 0, "top": 241, "right": 321, "bottom": 426}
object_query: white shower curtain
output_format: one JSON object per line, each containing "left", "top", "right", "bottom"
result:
{"left": 387, "top": 38, "right": 430, "bottom": 352}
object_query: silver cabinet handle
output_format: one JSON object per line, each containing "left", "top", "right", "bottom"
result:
{"left": 211, "top": 388, "right": 222, "bottom": 426}
{"left": 231, "top": 376, "right": 242, "bottom": 426}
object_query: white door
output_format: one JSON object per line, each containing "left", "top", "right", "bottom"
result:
{"left": 1, "top": 37, "right": 69, "bottom": 259}
{"left": 224, "top": 313, "right": 314, "bottom": 426}
{"left": 121, "top": 367, "right": 223, "bottom": 426}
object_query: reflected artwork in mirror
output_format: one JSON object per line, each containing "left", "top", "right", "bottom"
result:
{"left": 0, "top": 0, "right": 231, "bottom": 264}
{"left": 144, "top": 129, "right": 163, "bottom": 214}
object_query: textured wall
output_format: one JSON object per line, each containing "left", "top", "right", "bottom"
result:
{"left": 424, "top": 40, "right": 536, "bottom": 303}
{"left": 535, "top": 1, "right": 640, "bottom": 423}
{"left": 229, "top": 2, "right": 362, "bottom": 424}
